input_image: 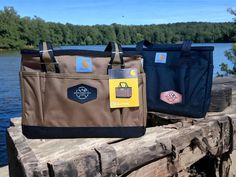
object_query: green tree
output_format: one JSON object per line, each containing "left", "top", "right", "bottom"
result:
{"left": 219, "top": 8, "right": 236, "bottom": 76}
{"left": 0, "top": 7, "right": 24, "bottom": 49}
{"left": 0, "top": 6, "right": 236, "bottom": 50}
{"left": 220, "top": 44, "right": 236, "bottom": 75}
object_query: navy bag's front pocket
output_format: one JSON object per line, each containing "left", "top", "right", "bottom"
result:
{"left": 145, "top": 63, "right": 188, "bottom": 113}
{"left": 157, "top": 65, "right": 186, "bottom": 104}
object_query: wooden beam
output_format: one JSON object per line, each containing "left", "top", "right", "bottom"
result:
{"left": 6, "top": 76, "right": 236, "bottom": 177}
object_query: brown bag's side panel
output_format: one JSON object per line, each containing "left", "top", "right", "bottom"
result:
{"left": 21, "top": 72, "right": 44, "bottom": 126}
{"left": 21, "top": 55, "right": 41, "bottom": 72}
{"left": 123, "top": 56, "right": 143, "bottom": 73}
{"left": 142, "top": 74, "right": 147, "bottom": 126}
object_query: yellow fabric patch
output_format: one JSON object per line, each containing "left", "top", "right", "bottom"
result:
{"left": 109, "top": 78, "right": 139, "bottom": 108}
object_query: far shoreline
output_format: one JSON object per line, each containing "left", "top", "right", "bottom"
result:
{"left": 0, "top": 42, "right": 235, "bottom": 52}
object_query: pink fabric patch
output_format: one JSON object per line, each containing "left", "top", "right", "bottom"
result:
{"left": 160, "top": 90, "right": 182, "bottom": 104}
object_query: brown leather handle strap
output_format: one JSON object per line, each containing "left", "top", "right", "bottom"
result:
{"left": 39, "top": 41, "right": 60, "bottom": 73}
{"left": 105, "top": 42, "right": 125, "bottom": 71}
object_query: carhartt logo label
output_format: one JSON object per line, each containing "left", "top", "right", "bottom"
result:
{"left": 76, "top": 57, "right": 93, "bottom": 72}
{"left": 160, "top": 90, "right": 182, "bottom": 104}
{"left": 68, "top": 84, "right": 97, "bottom": 103}
{"left": 82, "top": 60, "right": 89, "bottom": 68}
{"left": 129, "top": 69, "right": 136, "bottom": 77}
{"left": 159, "top": 54, "right": 165, "bottom": 60}
{"left": 155, "top": 53, "right": 167, "bottom": 63}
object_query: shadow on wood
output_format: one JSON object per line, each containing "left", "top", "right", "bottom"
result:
{"left": 6, "top": 76, "right": 236, "bottom": 177}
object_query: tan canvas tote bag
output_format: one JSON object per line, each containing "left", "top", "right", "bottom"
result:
{"left": 20, "top": 42, "right": 147, "bottom": 138}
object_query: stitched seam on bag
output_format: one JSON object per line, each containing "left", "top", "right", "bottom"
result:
{"left": 20, "top": 72, "right": 26, "bottom": 121}
{"left": 40, "top": 76, "right": 45, "bottom": 122}
{"left": 21, "top": 72, "right": 145, "bottom": 80}
{"left": 143, "top": 74, "right": 147, "bottom": 126}
{"left": 22, "top": 72, "right": 109, "bottom": 79}
{"left": 203, "top": 52, "right": 213, "bottom": 114}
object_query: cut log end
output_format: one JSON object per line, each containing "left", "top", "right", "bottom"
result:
{"left": 209, "top": 85, "right": 232, "bottom": 112}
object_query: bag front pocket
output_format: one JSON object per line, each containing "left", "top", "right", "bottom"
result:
{"left": 21, "top": 72, "right": 44, "bottom": 126}
{"left": 145, "top": 64, "right": 188, "bottom": 111}
{"left": 43, "top": 73, "right": 123, "bottom": 127}
{"left": 187, "top": 65, "right": 209, "bottom": 111}
{"left": 157, "top": 64, "right": 187, "bottom": 105}
{"left": 22, "top": 72, "right": 145, "bottom": 129}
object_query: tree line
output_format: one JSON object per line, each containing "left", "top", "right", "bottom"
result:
{"left": 0, "top": 7, "right": 235, "bottom": 50}
{"left": 220, "top": 8, "right": 236, "bottom": 76}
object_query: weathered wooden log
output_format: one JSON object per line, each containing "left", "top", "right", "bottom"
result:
{"left": 7, "top": 113, "right": 236, "bottom": 177}
{"left": 6, "top": 76, "right": 236, "bottom": 177}
{"left": 127, "top": 114, "right": 236, "bottom": 177}
{"left": 228, "top": 114, "right": 236, "bottom": 150}
{"left": 219, "top": 153, "right": 232, "bottom": 177}
{"left": 209, "top": 85, "right": 232, "bottom": 112}
{"left": 7, "top": 127, "right": 49, "bottom": 177}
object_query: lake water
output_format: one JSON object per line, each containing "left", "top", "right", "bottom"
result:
{"left": 0, "top": 43, "right": 234, "bottom": 166}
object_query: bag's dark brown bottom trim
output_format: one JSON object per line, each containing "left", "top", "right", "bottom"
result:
{"left": 22, "top": 125, "right": 146, "bottom": 139}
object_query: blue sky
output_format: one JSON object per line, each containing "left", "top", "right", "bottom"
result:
{"left": 0, "top": 0, "right": 235, "bottom": 25}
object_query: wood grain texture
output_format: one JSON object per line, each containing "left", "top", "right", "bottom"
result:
{"left": 7, "top": 127, "right": 49, "bottom": 177}
{"left": 209, "top": 85, "right": 232, "bottom": 112}
{"left": 7, "top": 76, "right": 236, "bottom": 177}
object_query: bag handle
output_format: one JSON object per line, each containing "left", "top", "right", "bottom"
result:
{"left": 136, "top": 39, "right": 192, "bottom": 52}
{"left": 104, "top": 42, "right": 125, "bottom": 71}
{"left": 119, "top": 82, "right": 128, "bottom": 88}
{"left": 177, "top": 40, "right": 193, "bottom": 65}
{"left": 136, "top": 40, "right": 153, "bottom": 51}
{"left": 39, "top": 41, "right": 60, "bottom": 73}
{"left": 181, "top": 40, "right": 192, "bottom": 52}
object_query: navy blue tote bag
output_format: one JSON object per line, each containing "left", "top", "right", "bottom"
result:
{"left": 130, "top": 40, "right": 214, "bottom": 118}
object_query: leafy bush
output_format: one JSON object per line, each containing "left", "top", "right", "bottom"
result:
{"left": 219, "top": 9, "right": 236, "bottom": 76}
